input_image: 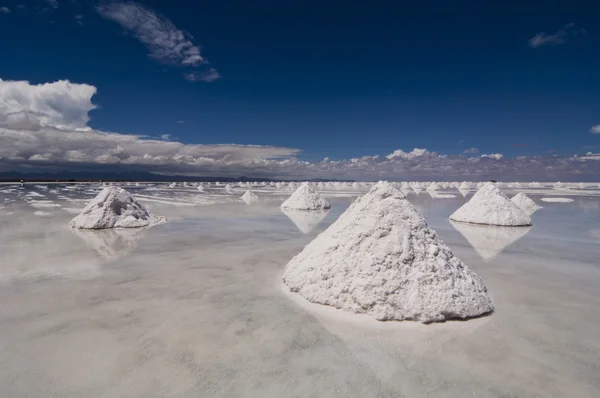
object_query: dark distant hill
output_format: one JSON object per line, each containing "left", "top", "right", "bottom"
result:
{"left": 0, "top": 171, "right": 353, "bottom": 183}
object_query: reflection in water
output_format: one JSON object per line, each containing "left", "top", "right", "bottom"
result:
{"left": 281, "top": 208, "right": 330, "bottom": 234}
{"left": 458, "top": 188, "right": 470, "bottom": 198}
{"left": 71, "top": 227, "right": 148, "bottom": 260}
{"left": 450, "top": 221, "right": 532, "bottom": 261}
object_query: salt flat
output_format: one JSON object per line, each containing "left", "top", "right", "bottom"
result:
{"left": 0, "top": 183, "right": 599, "bottom": 397}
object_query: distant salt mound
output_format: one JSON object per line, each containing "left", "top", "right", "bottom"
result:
{"left": 168, "top": 182, "right": 177, "bottom": 188}
{"left": 459, "top": 181, "right": 471, "bottom": 190}
{"left": 69, "top": 187, "right": 166, "bottom": 229}
{"left": 241, "top": 190, "right": 258, "bottom": 205}
{"left": 197, "top": 185, "right": 204, "bottom": 192}
{"left": 283, "top": 181, "right": 493, "bottom": 323}
{"left": 426, "top": 182, "right": 441, "bottom": 191}
{"left": 450, "top": 182, "right": 532, "bottom": 226}
{"left": 541, "top": 197, "right": 574, "bottom": 203}
{"left": 511, "top": 193, "right": 541, "bottom": 216}
{"left": 281, "top": 182, "right": 331, "bottom": 210}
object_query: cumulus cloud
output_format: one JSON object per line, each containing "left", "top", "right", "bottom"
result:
{"left": 480, "top": 153, "right": 504, "bottom": 160}
{"left": 529, "top": 23, "right": 585, "bottom": 48}
{"left": 96, "top": 1, "right": 207, "bottom": 68}
{"left": 463, "top": 148, "right": 479, "bottom": 154}
{"left": 0, "top": 79, "right": 97, "bottom": 130}
{"left": 590, "top": 125, "right": 600, "bottom": 134}
{"left": 2, "top": 79, "right": 600, "bottom": 180}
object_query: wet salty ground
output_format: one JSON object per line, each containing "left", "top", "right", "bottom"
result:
{"left": 0, "top": 183, "right": 599, "bottom": 397}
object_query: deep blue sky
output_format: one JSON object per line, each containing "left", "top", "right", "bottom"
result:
{"left": 1, "top": 0, "right": 599, "bottom": 161}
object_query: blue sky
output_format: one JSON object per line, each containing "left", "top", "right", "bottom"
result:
{"left": 0, "top": 0, "right": 599, "bottom": 180}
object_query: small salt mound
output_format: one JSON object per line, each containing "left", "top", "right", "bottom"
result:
{"left": 459, "top": 181, "right": 471, "bottom": 190}
{"left": 283, "top": 181, "right": 493, "bottom": 323}
{"left": 224, "top": 184, "right": 233, "bottom": 193}
{"left": 281, "top": 182, "right": 331, "bottom": 210}
{"left": 426, "top": 182, "right": 441, "bottom": 191}
{"left": 511, "top": 193, "right": 541, "bottom": 216}
{"left": 450, "top": 182, "right": 531, "bottom": 226}
{"left": 197, "top": 185, "right": 204, "bottom": 192}
{"left": 69, "top": 187, "right": 166, "bottom": 229}
{"left": 168, "top": 182, "right": 177, "bottom": 188}
{"left": 541, "top": 197, "right": 574, "bottom": 203}
{"left": 241, "top": 190, "right": 258, "bottom": 204}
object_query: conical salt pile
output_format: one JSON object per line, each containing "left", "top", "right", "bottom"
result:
{"left": 241, "top": 190, "right": 258, "bottom": 204}
{"left": 281, "top": 182, "right": 331, "bottom": 210}
{"left": 511, "top": 192, "right": 541, "bottom": 216}
{"left": 283, "top": 181, "right": 493, "bottom": 323}
{"left": 450, "top": 182, "right": 531, "bottom": 226}
{"left": 426, "top": 182, "right": 441, "bottom": 191}
{"left": 69, "top": 187, "right": 166, "bottom": 229}
{"left": 168, "top": 182, "right": 177, "bottom": 188}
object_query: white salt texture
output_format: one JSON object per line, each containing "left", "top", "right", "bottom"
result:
{"left": 281, "top": 182, "right": 331, "bottom": 211}
{"left": 69, "top": 187, "right": 166, "bottom": 229}
{"left": 283, "top": 181, "right": 493, "bottom": 323}
{"left": 450, "top": 182, "right": 532, "bottom": 226}
{"left": 511, "top": 193, "right": 541, "bottom": 216}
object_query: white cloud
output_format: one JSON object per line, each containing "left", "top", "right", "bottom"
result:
{"left": 2, "top": 79, "right": 600, "bottom": 180}
{"left": 590, "top": 125, "right": 600, "bottom": 134}
{"left": 386, "top": 148, "right": 429, "bottom": 160}
{"left": 45, "top": 0, "right": 58, "bottom": 9}
{"left": 481, "top": 153, "right": 504, "bottom": 160}
{"left": 0, "top": 79, "right": 97, "bottom": 130}
{"left": 463, "top": 147, "right": 479, "bottom": 154}
{"left": 529, "top": 23, "right": 585, "bottom": 48}
{"left": 96, "top": 2, "right": 206, "bottom": 67}
{"left": 0, "top": 6, "right": 10, "bottom": 13}
{"left": 184, "top": 68, "right": 221, "bottom": 83}
{"left": 75, "top": 14, "right": 84, "bottom": 26}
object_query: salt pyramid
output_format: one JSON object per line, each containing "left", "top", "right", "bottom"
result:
{"left": 69, "top": 187, "right": 166, "bottom": 229}
{"left": 197, "top": 185, "right": 204, "bottom": 192}
{"left": 450, "top": 182, "right": 532, "bottom": 226}
{"left": 281, "top": 182, "right": 331, "bottom": 210}
{"left": 283, "top": 181, "right": 493, "bottom": 323}
{"left": 241, "top": 190, "right": 258, "bottom": 204}
{"left": 427, "top": 182, "right": 441, "bottom": 191}
{"left": 511, "top": 193, "right": 541, "bottom": 216}
{"left": 168, "top": 182, "right": 177, "bottom": 188}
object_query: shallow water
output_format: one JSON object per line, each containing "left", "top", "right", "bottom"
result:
{"left": 0, "top": 184, "right": 599, "bottom": 397}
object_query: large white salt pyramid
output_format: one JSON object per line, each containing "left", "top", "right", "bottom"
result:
{"left": 283, "top": 181, "right": 493, "bottom": 323}
{"left": 281, "top": 182, "right": 331, "bottom": 210}
{"left": 511, "top": 193, "right": 541, "bottom": 216}
{"left": 450, "top": 182, "right": 531, "bottom": 226}
{"left": 241, "top": 190, "right": 258, "bottom": 204}
{"left": 69, "top": 187, "right": 166, "bottom": 229}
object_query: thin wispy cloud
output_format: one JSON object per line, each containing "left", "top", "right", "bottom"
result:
{"left": 184, "top": 68, "right": 221, "bottom": 83}
{"left": 528, "top": 23, "right": 585, "bottom": 48}
{"left": 96, "top": 1, "right": 204, "bottom": 66}
{"left": 75, "top": 14, "right": 84, "bottom": 27}
{"left": 0, "top": 6, "right": 10, "bottom": 13}
{"left": 463, "top": 148, "right": 479, "bottom": 154}
{"left": 45, "top": 0, "right": 58, "bottom": 9}
{"left": 590, "top": 125, "right": 600, "bottom": 134}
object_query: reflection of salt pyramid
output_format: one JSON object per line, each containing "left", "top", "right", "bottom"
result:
{"left": 450, "top": 183, "right": 531, "bottom": 226}
{"left": 511, "top": 193, "right": 541, "bottom": 216}
{"left": 281, "top": 182, "right": 331, "bottom": 210}
{"left": 281, "top": 208, "right": 329, "bottom": 234}
{"left": 69, "top": 187, "right": 166, "bottom": 229}
{"left": 71, "top": 227, "right": 148, "bottom": 260}
{"left": 241, "top": 190, "right": 258, "bottom": 205}
{"left": 283, "top": 181, "right": 493, "bottom": 323}
{"left": 451, "top": 221, "right": 532, "bottom": 260}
